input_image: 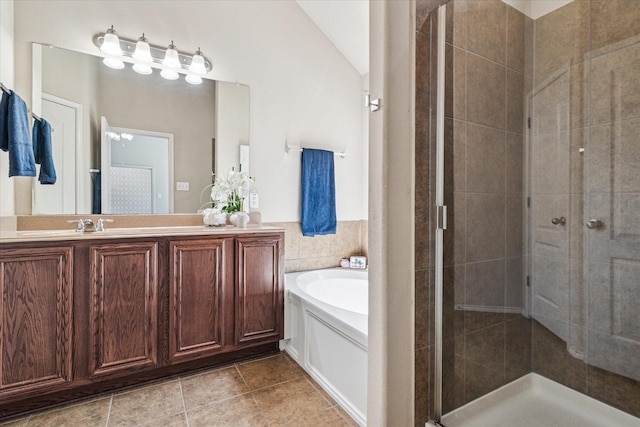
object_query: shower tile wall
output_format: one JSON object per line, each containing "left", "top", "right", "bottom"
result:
{"left": 414, "top": 0, "right": 532, "bottom": 424}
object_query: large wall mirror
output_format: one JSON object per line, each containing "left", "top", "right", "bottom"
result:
{"left": 31, "top": 43, "right": 249, "bottom": 215}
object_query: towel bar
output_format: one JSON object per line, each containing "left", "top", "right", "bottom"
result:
{"left": 1, "top": 81, "right": 54, "bottom": 131}
{"left": 285, "top": 144, "right": 346, "bottom": 159}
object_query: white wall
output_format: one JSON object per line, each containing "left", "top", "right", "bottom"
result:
{"left": 368, "top": 1, "right": 415, "bottom": 425}
{"left": 8, "top": 0, "right": 367, "bottom": 222}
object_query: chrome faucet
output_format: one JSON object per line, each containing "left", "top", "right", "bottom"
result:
{"left": 67, "top": 219, "right": 92, "bottom": 232}
{"left": 67, "top": 218, "right": 113, "bottom": 232}
{"left": 96, "top": 218, "right": 114, "bottom": 231}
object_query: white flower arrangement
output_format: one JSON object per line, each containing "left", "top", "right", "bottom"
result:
{"left": 202, "top": 169, "right": 254, "bottom": 213}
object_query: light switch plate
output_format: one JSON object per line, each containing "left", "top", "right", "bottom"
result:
{"left": 176, "top": 182, "right": 189, "bottom": 191}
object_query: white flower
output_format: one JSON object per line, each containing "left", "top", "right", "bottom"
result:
{"left": 209, "top": 170, "right": 254, "bottom": 209}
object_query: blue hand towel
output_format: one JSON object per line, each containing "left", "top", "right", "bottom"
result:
{"left": 301, "top": 148, "right": 336, "bottom": 237}
{"left": 0, "top": 90, "right": 36, "bottom": 177}
{"left": 32, "top": 117, "right": 57, "bottom": 184}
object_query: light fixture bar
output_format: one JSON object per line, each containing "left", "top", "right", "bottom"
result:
{"left": 93, "top": 33, "right": 212, "bottom": 74}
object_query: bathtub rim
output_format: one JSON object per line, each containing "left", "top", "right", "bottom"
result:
{"left": 285, "top": 268, "right": 368, "bottom": 348}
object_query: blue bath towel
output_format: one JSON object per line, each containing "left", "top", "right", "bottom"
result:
{"left": 32, "top": 117, "right": 56, "bottom": 184}
{"left": 301, "top": 148, "right": 336, "bottom": 237}
{"left": 0, "top": 90, "right": 36, "bottom": 177}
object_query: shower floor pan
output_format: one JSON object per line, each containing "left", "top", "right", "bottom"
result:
{"left": 441, "top": 373, "right": 640, "bottom": 427}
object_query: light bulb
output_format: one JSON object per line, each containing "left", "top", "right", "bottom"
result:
{"left": 162, "top": 42, "right": 181, "bottom": 70}
{"left": 100, "top": 25, "right": 122, "bottom": 56}
{"left": 133, "top": 63, "right": 153, "bottom": 75}
{"left": 185, "top": 74, "right": 203, "bottom": 85}
{"left": 160, "top": 68, "right": 179, "bottom": 80}
{"left": 103, "top": 56, "right": 124, "bottom": 69}
{"left": 132, "top": 34, "right": 152, "bottom": 63}
{"left": 189, "top": 48, "right": 207, "bottom": 75}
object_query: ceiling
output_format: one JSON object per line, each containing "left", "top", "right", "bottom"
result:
{"left": 295, "top": 0, "right": 575, "bottom": 75}
{"left": 295, "top": 0, "right": 369, "bottom": 75}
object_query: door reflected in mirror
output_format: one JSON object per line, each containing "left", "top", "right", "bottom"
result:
{"left": 32, "top": 43, "right": 249, "bottom": 215}
{"left": 101, "top": 117, "right": 174, "bottom": 214}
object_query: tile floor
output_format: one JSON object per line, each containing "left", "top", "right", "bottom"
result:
{"left": 0, "top": 352, "right": 358, "bottom": 427}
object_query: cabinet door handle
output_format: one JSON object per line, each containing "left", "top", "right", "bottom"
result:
{"left": 551, "top": 217, "right": 566, "bottom": 226}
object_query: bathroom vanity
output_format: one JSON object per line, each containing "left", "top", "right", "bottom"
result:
{"left": 0, "top": 225, "right": 283, "bottom": 418}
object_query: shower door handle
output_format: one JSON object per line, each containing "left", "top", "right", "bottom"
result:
{"left": 586, "top": 219, "right": 604, "bottom": 229}
{"left": 551, "top": 217, "right": 566, "bottom": 226}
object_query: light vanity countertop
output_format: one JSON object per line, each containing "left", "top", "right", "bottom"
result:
{"left": 0, "top": 213, "right": 279, "bottom": 244}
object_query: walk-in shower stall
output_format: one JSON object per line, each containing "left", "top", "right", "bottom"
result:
{"left": 415, "top": 0, "right": 640, "bottom": 425}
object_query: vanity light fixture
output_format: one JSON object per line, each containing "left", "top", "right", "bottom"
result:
{"left": 160, "top": 68, "right": 180, "bottom": 80}
{"left": 189, "top": 48, "right": 207, "bottom": 75}
{"left": 185, "top": 48, "right": 206, "bottom": 85}
{"left": 94, "top": 29, "right": 212, "bottom": 84}
{"left": 105, "top": 131, "right": 134, "bottom": 141}
{"left": 103, "top": 56, "right": 125, "bottom": 70}
{"left": 160, "top": 42, "right": 181, "bottom": 81}
{"left": 162, "top": 42, "right": 181, "bottom": 70}
{"left": 132, "top": 34, "right": 153, "bottom": 75}
{"left": 100, "top": 25, "right": 122, "bottom": 56}
{"left": 185, "top": 74, "right": 203, "bottom": 85}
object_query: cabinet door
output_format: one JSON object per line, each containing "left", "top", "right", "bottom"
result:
{"left": 0, "top": 246, "right": 73, "bottom": 398}
{"left": 169, "top": 238, "right": 233, "bottom": 362}
{"left": 235, "top": 234, "right": 284, "bottom": 345}
{"left": 89, "top": 242, "right": 158, "bottom": 378}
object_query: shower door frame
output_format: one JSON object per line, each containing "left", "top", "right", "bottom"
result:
{"left": 429, "top": 4, "right": 447, "bottom": 426}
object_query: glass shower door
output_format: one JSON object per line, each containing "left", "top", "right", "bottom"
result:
{"left": 584, "top": 33, "right": 640, "bottom": 381}
{"left": 425, "top": 1, "right": 640, "bottom": 425}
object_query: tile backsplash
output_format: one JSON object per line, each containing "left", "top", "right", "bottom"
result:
{"left": 265, "top": 221, "right": 368, "bottom": 273}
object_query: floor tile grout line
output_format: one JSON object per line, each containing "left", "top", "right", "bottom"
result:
{"left": 246, "top": 373, "right": 308, "bottom": 394}
{"left": 235, "top": 352, "right": 282, "bottom": 367}
{"left": 177, "top": 377, "right": 190, "bottom": 427}
{"left": 250, "top": 391, "right": 272, "bottom": 427}
{"left": 302, "top": 375, "right": 336, "bottom": 407}
{"left": 104, "top": 394, "right": 113, "bottom": 427}
{"left": 234, "top": 362, "right": 272, "bottom": 426}
{"left": 233, "top": 362, "right": 250, "bottom": 389}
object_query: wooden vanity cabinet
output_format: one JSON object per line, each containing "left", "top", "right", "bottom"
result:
{"left": 168, "top": 233, "right": 285, "bottom": 359}
{"left": 0, "top": 230, "right": 283, "bottom": 418}
{"left": 0, "top": 246, "right": 73, "bottom": 399}
{"left": 168, "top": 238, "right": 234, "bottom": 363}
{"left": 235, "top": 234, "right": 284, "bottom": 346}
{"left": 88, "top": 241, "right": 160, "bottom": 378}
